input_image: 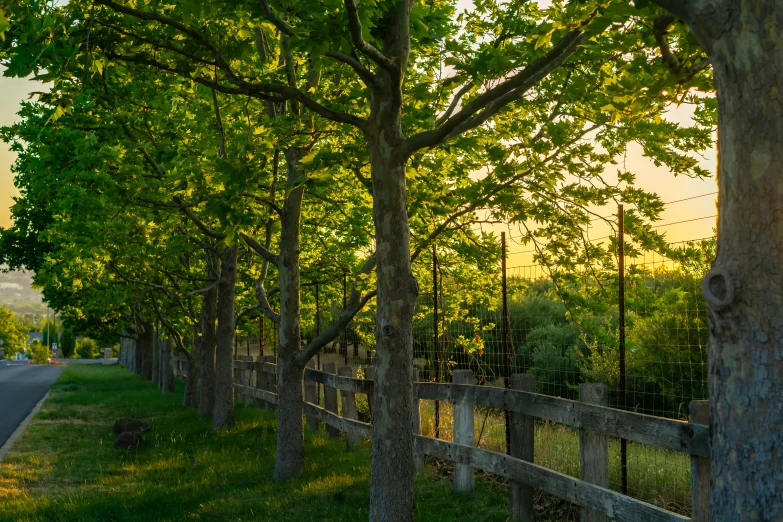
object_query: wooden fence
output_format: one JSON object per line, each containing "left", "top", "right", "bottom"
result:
{"left": 172, "top": 356, "right": 711, "bottom": 522}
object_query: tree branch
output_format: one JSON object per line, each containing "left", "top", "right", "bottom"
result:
{"left": 238, "top": 191, "right": 283, "bottom": 215}
{"left": 107, "top": 52, "right": 367, "bottom": 129}
{"left": 406, "top": 27, "right": 589, "bottom": 152}
{"left": 150, "top": 291, "right": 191, "bottom": 360}
{"left": 434, "top": 82, "right": 473, "bottom": 127}
{"left": 653, "top": 14, "right": 710, "bottom": 83}
{"left": 296, "top": 254, "right": 377, "bottom": 364}
{"left": 647, "top": 0, "right": 694, "bottom": 22}
{"left": 95, "top": 0, "right": 234, "bottom": 72}
{"left": 259, "top": 0, "right": 294, "bottom": 35}
{"left": 174, "top": 198, "right": 227, "bottom": 240}
{"left": 343, "top": 0, "right": 399, "bottom": 74}
{"left": 211, "top": 88, "right": 226, "bottom": 158}
{"left": 254, "top": 282, "right": 280, "bottom": 325}
{"left": 325, "top": 51, "right": 375, "bottom": 85}
{"left": 239, "top": 232, "right": 279, "bottom": 266}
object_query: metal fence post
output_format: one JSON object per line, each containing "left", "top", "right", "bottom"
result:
{"left": 432, "top": 244, "right": 441, "bottom": 439}
{"left": 502, "top": 231, "right": 512, "bottom": 455}
{"left": 618, "top": 203, "right": 628, "bottom": 494}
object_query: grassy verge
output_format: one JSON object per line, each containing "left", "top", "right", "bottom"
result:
{"left": 0, "top": 365, "right": 514, "bottom": 522}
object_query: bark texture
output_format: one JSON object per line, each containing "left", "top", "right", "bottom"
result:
{"left": 213, "top": 244, "right": 238, "bottom": 428}
{"left": 656, "top": 1, "right": 783, "bottom": 519}
{"left": 139, "top": 320, "right": 153, "bottom": 381}
{"left": 152, "top": 328, "right": 160, "bottom": 386}
{"left": 183, "top": 328, "right": 200, "bottom": 408}
{"left": 199, "top": 284, "right": 218, "bottom": 418}
{"left": 161, "top": 339, "right": 175, "bottom": 393}
{"left": 367, "top": 3, "right": 418, "bottom": 520}
{"left": 274, "top": 148, "right": 307, "bottom": 479}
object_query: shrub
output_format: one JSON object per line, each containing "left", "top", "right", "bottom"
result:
{"left": 75, "top": 338, "right": 100, "bottom": 359}
{"left": 29, "top": 340, "right": 51, "bottom": 364}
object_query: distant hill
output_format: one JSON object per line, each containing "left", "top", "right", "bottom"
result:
{"left": 0, "top": 270, "right": 46, "bottom": 315}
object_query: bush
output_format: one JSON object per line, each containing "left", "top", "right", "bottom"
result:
{"left": 29, "top": 340, "right": 51, "bottom": 364}
{"left": 75, "top": 338, "right": 100, "bottom": 359}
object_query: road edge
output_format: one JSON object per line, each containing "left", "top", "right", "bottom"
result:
{"left": 0, "top": 390, "right": 50, "bottom": 462}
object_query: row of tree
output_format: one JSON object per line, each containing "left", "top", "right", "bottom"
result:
{"left": 4, "top": 0, "right": 773, "bottom": 520}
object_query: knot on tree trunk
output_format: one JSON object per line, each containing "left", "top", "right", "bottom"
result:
{"left": 702, "top": 267, "right": 734, "bottom": 311}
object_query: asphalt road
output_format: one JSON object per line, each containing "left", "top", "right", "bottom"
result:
{"left": 0, "top": 362, "right": 64, "bottom": 447}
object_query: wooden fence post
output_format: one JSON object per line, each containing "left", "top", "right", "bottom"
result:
{"left": 323, "top": 361, "right": 339, "bottom": 439}
{"left": 254, "top": 356, "right": 266, "bottom": 409}
{"left": 690, "top": 400, "right": 711, "bottom": 522}
{"left": 338, "top": 366, "right": 360, "bottom": 450}
{"left": 264, "top": 355, "right": 276, "bottom": 410}
{"left": 579, "top": 383, "right": 609, "bottom": 522}
{"left": 412, "top": 368, "right": 424, "bottom": 473}
{"left": 365, "top": 366, "right": 374, "bottom": 420}
{"left": 510, "top": 374, "right": 535, "bottom": 521}
{"left": 305, "top": 360, "right": 319, "bottom": 431}
{"left": 453, "top": 369, "right": 475, "bottom": 493}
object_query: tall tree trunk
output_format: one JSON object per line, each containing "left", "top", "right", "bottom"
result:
{"left": 365, "top": 3, "right": 416, "bottom": 520}
{"left": 368, "top": 145, "right": 418, "bottom": 522}
{"left": 161, "top": 339, "right": 175, "bottom": 393}
{"left": 139, "top": 320, "right": 153, "bottom": 380}
{"left": 213, "top": 244, "right": 238, "bottom": 428}
{"left": 199, "top": 281, "right": 218, "bottom": 419}
{"left": 183, "top": 327, "right": 200, "bottom": 408}
{"left": 651, "top": 2, "right": 783, "bottom": 519}
{"left": 152, "top": 327, "right": 161, "bottom": 387}
{"left": 274, "top": 148, "right": 306, "bottom": 480}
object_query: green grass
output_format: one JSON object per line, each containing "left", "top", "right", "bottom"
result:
{"left": 0, "top": 365, "right": 515, "bottom": 522}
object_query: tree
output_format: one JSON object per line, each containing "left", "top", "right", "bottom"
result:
{"left": 0, "top": 306, "right": 28, "bottom": 354}
{"left": 60, "top": 328, "right": 76, "bottom": 358}
{"left": 647, "top": 1, "right": 783, "bottom": 519}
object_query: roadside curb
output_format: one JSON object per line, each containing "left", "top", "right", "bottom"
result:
{"left": 0, "top": 390, "right": 50, "bottom": 462}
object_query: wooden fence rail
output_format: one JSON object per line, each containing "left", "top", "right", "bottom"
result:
{"left": 169, "top": 357, "right": 710, "bottom": 522}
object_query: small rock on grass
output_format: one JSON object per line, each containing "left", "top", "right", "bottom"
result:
{"left": 113, "top": 417, "right": 151, "bottom": 434}
{"left": 114, "top": 429, "right": 143, "bottom": 449}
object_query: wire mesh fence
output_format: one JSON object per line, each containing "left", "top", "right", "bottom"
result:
{"left": 234, "top": 207, "right": 715, "bottom": 516}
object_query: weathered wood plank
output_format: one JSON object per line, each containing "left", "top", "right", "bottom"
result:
{"left": 365, "top": 366, "right": 374, "bottom": 420}
{"left": 453, "top": 369, "right": 475, "bottom": 493}
{"left": 690, "top": 401, "right": 711, "bottom": 522}
{"left": 415, "top": 436, "right": 688, "bottom": 522}
{"left": 233, "top": 384, "right": 278, "bottom": 405}
{"left": 304, "top": 360, "right": 319, "bottom": 431}
{"left": 338, "top": 366, "right": 361, "bottom": 450}
{"left": 302, "top": 402, "right": 372, "bottom": 439}
{"left": 305, "top": 367, "right": 374, "bottom": 394}
{"left": 414, "top": 383, "right": 709, "bottom": 457}
{"left": 510, "top": 374, "right": 535, "bottom": 522}
{"left": 322, "top": 362, "right": 340, "bottom": 439}
{"left": 412, "top": 368, "right": 424, "bottom": 473}
{"left": 580, "top": 383, "right": 609, "bottom": 522}
{"left": 254, "top": 356, "right": 269, "bottom": 410}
